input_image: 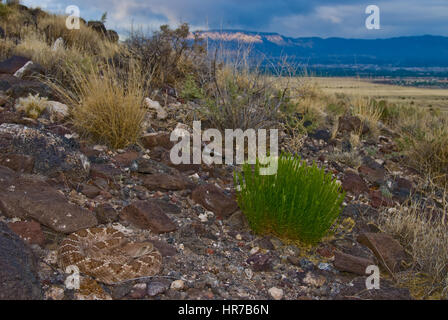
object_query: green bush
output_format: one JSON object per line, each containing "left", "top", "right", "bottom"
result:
{"left": 180, "top": 74, "right": 204, "bottom": 100}
{"left": 234, "top": 154, "right": 345, "bottom": 244}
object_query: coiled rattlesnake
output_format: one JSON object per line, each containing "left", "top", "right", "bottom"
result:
{"left": 57, "top": 227, "right": 162, "bottom": 285}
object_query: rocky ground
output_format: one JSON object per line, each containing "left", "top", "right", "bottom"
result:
{"left": 0, "top": 54, "right": 420, "bottom": 300}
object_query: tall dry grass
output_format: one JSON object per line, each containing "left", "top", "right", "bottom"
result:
{"left": 379, "top": 187, "right": 448, "bottom": 298}
{"left": 394, "top": 106, "right": 448, "bottom": 187}
{"left": 0, "top": 37, "right": 15, "bottom": 61}
{"left": 50, "top": 61, "right": 148, "bottom": 149}
{"left": 37, "top": 14, "right": 110, "bottom": 54}
{"left": 351, "top": 96, "right": 383, "bottom": 136}
{"left": 0, "top": 2, "right": 37, "bottom": 38}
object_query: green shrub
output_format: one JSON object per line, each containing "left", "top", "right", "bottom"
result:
{"left": 234, "top": 154, "right": 345, "bottom": 244}
{"left": 180, "top": 74, "right": 204, "bottom": 100}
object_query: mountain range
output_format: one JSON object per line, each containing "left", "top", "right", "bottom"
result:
{"left": 191, "top": 30, "right": 448, "bottom": 77}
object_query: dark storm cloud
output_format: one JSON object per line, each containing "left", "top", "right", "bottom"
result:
{"left": 22, "top": 0, "right": 448, "bottom": 38}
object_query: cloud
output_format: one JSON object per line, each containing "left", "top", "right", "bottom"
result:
{"left": 21, "top": 0, "right": 448, "bottom": 38}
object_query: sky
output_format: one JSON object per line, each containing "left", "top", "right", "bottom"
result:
{"left": 22, "top": 0, "right": 448, "bottom": 39}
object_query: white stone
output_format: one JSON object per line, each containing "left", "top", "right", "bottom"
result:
{"left": 133, "top": 283, "right": 147, "bottom": 290}
{"left": 189, "top": 173, "right": 200, "bottom": 182}
{"left": 13, "top": 61, "right": 33, "bottom": 79}
{"left": 170, "top": 280, "right": 185, "bottom": 290}
{"left": 52, "top": 37, "right": 65, "bottom": 51}
{"left": 249, "top": 246, "right": 259, "bottom": 255}
{"left": 145, "top": 98, "right": 167, "bottom": 120}
{"left": 45, "top": 101, "right": 69, "bottom": 122}
{"left": 268, "top": 287, "right": 284, "bottom": 300}
{"left": 198, "top": 213, "right": 208, "bottom": 222}
{"left": 93, "top": 145, "right": 108, "bottom": 152}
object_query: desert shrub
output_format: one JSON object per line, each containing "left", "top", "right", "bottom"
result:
{"left": 202, "top": 63, "right": 292, "bottom": 131}
{"left": 280, "top": 125, "right": 306, "bottom": 156}
{"left": 126, "top": 23, "right": 207, "bottom": 89}
{"left": 14, "top": 93, "right": 48, "bottom": 119}
{"left": 234, "top": 154, "right": 346, "bottom": 243}
{"left": 50, "top": 61, "right": 147, "bottom": 149}
{"left": 379, "top": 189, "right": 448, "bottom": 298}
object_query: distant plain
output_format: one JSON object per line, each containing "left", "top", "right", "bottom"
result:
{"left": 309, "top": 77, "right": 448, "bottom": 109}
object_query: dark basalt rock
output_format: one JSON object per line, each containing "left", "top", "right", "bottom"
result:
{"left": 0, "top": 222, "right": 43, "bottom": 300}
{"left": 0, "top": 55, "right": 30, "bottom": 75}
{"left": 0, "top": 124, "right": 89, "bottom": 182}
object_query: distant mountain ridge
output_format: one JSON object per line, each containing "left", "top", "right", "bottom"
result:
{"left": 191, "top": 30, "right": 448, "bottom": 76}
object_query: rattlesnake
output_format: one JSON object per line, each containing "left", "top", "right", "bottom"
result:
{"left": 57, "top": 227, "right": 162, "bottom": 285}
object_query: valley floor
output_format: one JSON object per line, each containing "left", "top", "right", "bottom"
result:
{"left": 310, "top": 77, "right": 448, "bottom": 109}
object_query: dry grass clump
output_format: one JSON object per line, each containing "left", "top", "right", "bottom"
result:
{"left": 13, "top": 32, "right": 94, "bottom": 85}
{"left": 394, "top": 106, "right": 448, "bottom": 187}
{"left": 351, "top": 96, "right": 383, "bottom": 136}
{"left": 349, "top": 131, "right": 362, "bottom": 148}
{"left": 14, "top": 30, "right": 122, "bottom": 93}
{"left": 37, "top": 14, "right": 111, "bottom": 55}
{"left": 379, "top": 189, "right": 448, "bottom": 298}
{"left": 0, "top": 37, "right": 15, "bottom": 61}
{"left": 14, "top": 93, "right": 48, "bottom": 119}
{"left": 51, "top": 61, "right": 147, "bottom": 149}
{"left": 0, "top": 2, "right": 36, "bottom": 38}
{"left": 0, "top": 3, "right": 110, "bottom": 55}
{"left": 1, "top": 4, "right": 119, "bottom": 82}
{"left": 321, "top": 90, "right": 448, "bottom": 188}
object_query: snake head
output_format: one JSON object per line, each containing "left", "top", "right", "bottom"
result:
{"left": 121, "top": 242, "right": 155, "bottom": 258}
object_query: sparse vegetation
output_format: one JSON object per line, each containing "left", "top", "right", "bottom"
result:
{"left": 351, "top": 96, "right": 383, "bottom": 137}
{"left": 1, "top": 2, "right": 448, "bottom": 301}
{"left": 14, "top": 93, "right": 48, "bottom": 119}
{"left": 328, "top": 151, "right": 362, "bottom": 168}
{"left": 234, "top": 154, "right": 346, "bottom": 244}
{"left": 394, "top": 106, "right": 448, "bottom": 187}
{"left": 50, "top": 61, "right": 147, "bottom": 149}
{"left": 202, "top": 65, "right": 289, "bottom": 130}
{"left": 379, "top": 188, "right": 448, "bottom": 298}
{"left": 126, "top": 23, "right": 208, "bottom": 89}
